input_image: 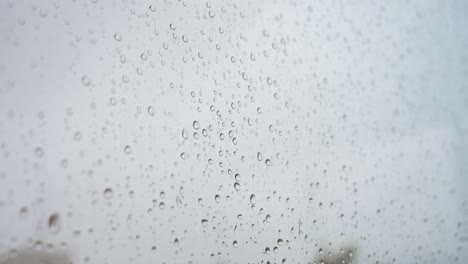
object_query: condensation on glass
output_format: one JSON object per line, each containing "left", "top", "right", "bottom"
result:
{"left": 0, "top": 0, "right": 467, "bottom": 263}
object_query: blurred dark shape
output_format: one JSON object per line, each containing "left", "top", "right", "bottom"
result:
{"left": 0, "top": 249, "right": 71, "bottom": 264}
{"left": 314, "top": 243, "right": 357, "bottom": 264}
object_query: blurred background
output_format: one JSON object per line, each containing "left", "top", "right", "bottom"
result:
{"left": 1, "top": 0, "right": 467, "bottom": 263}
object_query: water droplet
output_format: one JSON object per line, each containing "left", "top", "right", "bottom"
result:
{"left": 19, "top": 207, "right": 28, "bottom": 217}
{"left": 201, "top": 219, "right": 208, "bottom": 227}
{"left": 250, "top": 194, "right": 256, "bottom": 205}
{"left": 233, "top": 240, "right": 238, "bottom": 248}
{"left": 215, "top": 194, "right": 220, "bottom": 203}
{"left": 234, "top": 173, "right": 240, "bottom": 182}
{"left": 193, "top": 120, "right": 200, "bottom": 130}
{"left": 265, "top": 159, "right": 272, "bottom": 166}
{"left": 81, "top": 76, "right": 91, "bottom": 86}
{"left": 182, "top": 128, "right": 189, "bottom": 139}
{"left": 124, "top": 145, "right": 132, "bottom": 155}
{"left": 169, "top": 23, "right": 176, "bottom": 30}
{"left": 257, "top": 152, "right": 263, "bottom": 161}
{"left": 120, "top": 55, "right": 126, "bottom": 63}
{"left": 48, "top": 213, "right": 61, "bottom": 233}
{"left": 73, "top": 131, "right": 82, "bottom": 141}
{"left": 176, "top": 196, "right": 183, "bottom": 208}
{"left": 277, "top": 239, "right": 283, "bottom": 246}
{"left": 104, "top": 188, "right": 113, "bottom": 199}
{"left": 34, "top": 147, "right": 44, "bottom": 158}
{"left": 149, "top": 5, "right": 156, "bottom": 12}
{"left": 147, "top": 106, "right": 155, "bottom": 116}
{"left": 114, "top": 33, "right": 122, "bottom": 41}
{"left": 234, "top": 182, "right": 240, "bottom": 191}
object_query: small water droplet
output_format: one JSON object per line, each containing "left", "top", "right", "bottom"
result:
{"left": 73, "top": 131, "right": 82, "bottom": 141}
{"left": 124, "top": 145, "right": 132, "bottom": 155}
{"left": 193, "top": 120, "right": 200, "bottom": 130}
{"left": 104, "top": 188, "right": 113, "bottom": 199}
{"left": 277, "top": 238, "right": 283, "bottom": 246}
{"left": 201, "top": 219, "right": 208, "bottom": 227}
{"left": 250, "top": 194, "right": 256, "bottom": 205}
{"left": 114, "top": 33, "right": 122, "bottom": 41}
{"left": 81, "top": 76, "right": 91, "bottom": 86}
{"left": 48, "top": 213, "right": 61, "bottom": 233}
{"left": 19, "top": 207, "right": 28, "bottom": 217}
{"left": 257, "top": 152, "right": 263, "bottom": 161}
{"left": 147, "top": 106, "right": 155, "bottom": 116}
{"left": 182, "top": 128, "right": 189, "bottom": 139}
{"left": 176, "top": 196, "right": 183, "bottom": 208}
{"left": 34, "top": 147, "right": 44, "bottom": 158}
{"left": 234, "top": 173, "right": 240, "bottom": 182}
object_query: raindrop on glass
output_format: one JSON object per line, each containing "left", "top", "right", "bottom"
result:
{"left": 104, "top": 188, "right": 113, "bottom": 199}
{"left": 48, "top": 213, "right": 61, "bottom": 233}
{"left": 124, "top": 145, "right": 132, "bottom": 155}
{"left": 193, "top": 120, "right": 200, "bottom": 130}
